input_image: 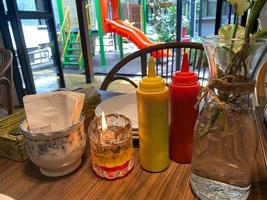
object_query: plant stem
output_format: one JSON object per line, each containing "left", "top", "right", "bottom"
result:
{"left": 232, "top": 6, "right": 239, "bottom": 39}
{"left": 242, "top": 0, "right": 266, "bottom": 79}
{"left": 245, "top": 0, "right": 267, "bottom": 42}
{"left": 226, "top": 51, "right": 241, "bottom": 74}
{"left": 230, "top": 10, "right": 239, "bottom": 60}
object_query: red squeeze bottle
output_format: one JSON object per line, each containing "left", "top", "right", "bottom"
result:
{"left": 169, "top": 52, "right": 200, "bottom": 163}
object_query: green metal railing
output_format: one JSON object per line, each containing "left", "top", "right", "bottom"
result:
{"left": 62, "top": 29, "right": 71, "bottom": 61}
{"left": 57, "top": 7, "right": 70, "bottom": 42}
{"left": 142, "top": 0, "right": 147, "bottom": 34}
{"left": 58, "top": 7, "right": 72, "bottom": 62}
{"left": 95, "top": 0, "right": 106, "bottom": 66}
{"left": 58, "top": 6, "right": 84, "bottom": 68}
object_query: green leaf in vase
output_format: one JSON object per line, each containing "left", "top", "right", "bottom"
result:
{"left": 219, "top": 25, "right": 246, "bottom": 40}
{"left": 227, "top": 0, "right": 251, "bottom": 16}
{"left": 219, "top": 25, "right": 246, "bottom": 53}
{"left": 251, "top": 28, "right": 267, "bottom": 40}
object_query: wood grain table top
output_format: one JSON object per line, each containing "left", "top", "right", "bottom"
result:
{"left": 0, "top": 149, "right": 197, "bottom": 200}
{"left": 0, "top": 92, "right": 266, "bottom": 200}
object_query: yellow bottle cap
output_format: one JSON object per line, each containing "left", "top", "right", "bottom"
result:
{"left": 139, "top": 57, "right": 165, "bottom": 92}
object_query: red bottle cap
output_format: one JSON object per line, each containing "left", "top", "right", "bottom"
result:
{"left": 172, "top": 52, "right": 198, "bottom": 85}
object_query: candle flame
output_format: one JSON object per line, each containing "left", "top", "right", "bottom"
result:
{"left": 101, "top": 112, "right": 107, "bottom": 131}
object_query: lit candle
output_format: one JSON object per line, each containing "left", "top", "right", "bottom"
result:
{"left": 89, "top": 113, "right": 134, "bottom": 180}
{"left": 100, "top": 112, "right": 115, "bottom": 147}
{"left": 102, "top": 112, "right": 107, "bottom": 130}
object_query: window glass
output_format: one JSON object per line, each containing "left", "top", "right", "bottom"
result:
{"left": 21, "top": 19, "right": 60, "bottom": 93}
{"left": 16, "top": 0, "right": 46, "bottom": 12}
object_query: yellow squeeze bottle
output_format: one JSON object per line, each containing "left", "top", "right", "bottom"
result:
{"left": 136, "top": 57, "right": 169, "bottom": 172}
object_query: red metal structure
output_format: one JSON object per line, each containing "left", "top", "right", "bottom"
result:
{"left": 99, "top": 0, "right": 169, "bottom": 57}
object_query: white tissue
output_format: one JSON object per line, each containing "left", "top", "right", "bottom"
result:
{"left": 23, "top": 91, "right": 85, "bottom": 133}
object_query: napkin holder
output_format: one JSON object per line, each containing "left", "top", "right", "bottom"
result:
{"left": 0, "top": 87, "right": 101, "bottom": 162}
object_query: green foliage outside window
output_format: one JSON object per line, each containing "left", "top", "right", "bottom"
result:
{"left": 148, "top": 0, "right": 190, "bottom": 42}
{"left": 154, "top": 4, "right": 177, "bottom": 42}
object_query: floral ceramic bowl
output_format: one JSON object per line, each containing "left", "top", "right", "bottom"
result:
{"left": 20, "top": 114, "right": 86, "bottom": 177}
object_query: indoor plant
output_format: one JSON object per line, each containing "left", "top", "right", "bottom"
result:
{"left": 190, "top": 1, "right": 267, "bottom": 200}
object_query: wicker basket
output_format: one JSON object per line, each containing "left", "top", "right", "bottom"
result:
{"left": 0, "top": 111, "right": 27, "bottom": 161}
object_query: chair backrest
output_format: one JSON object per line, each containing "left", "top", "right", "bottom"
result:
{"left": 0, "top": 48, "right": 13, "bottom": 114}
{"left": 100, "top": 42, "right": 208, "bottom": 90}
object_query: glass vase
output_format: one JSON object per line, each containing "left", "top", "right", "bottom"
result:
{"left": 190, "top": 36, "right": 267, "bottom": 200}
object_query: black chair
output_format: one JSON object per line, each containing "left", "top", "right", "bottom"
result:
{"left": 0, "top": 48, "right": 13, "bottom": 115}
{"left": 100, "top": 42, "right": 208, "bottom": 90}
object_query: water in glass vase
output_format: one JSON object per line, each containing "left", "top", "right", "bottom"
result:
{"left": 191, "top": 174, "right": 250, "bottom": 200}
{"left": 189, "top": 35, "right": 264, "bottom": 200}
{"left": 190, "top": 93, "right": 258, "bottom": 200}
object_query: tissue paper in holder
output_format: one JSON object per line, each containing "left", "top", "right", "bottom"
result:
{"left": 23, "top": 91, "right": 84, "bottom": 133}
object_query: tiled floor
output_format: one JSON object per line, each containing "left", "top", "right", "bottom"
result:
{"left": 32, "top": 67, "right": 140, "bottom": 94}
{"left": 64, "top": 73, "right": 140, "bottom": 93}
{"left": 32, "top": 47, "right": 142, "bottom": 94}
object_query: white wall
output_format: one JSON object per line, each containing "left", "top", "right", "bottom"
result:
{"left": 260, "top": 3, "right": 267, "bottom": 28}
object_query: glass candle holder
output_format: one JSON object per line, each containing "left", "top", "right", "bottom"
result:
{"left": 88, "top": 114, "right": 134, "bottom": 179}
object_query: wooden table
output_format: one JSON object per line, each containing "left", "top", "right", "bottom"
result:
{"left": 0, "top": 92, "right": 266, "bottom": 200}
